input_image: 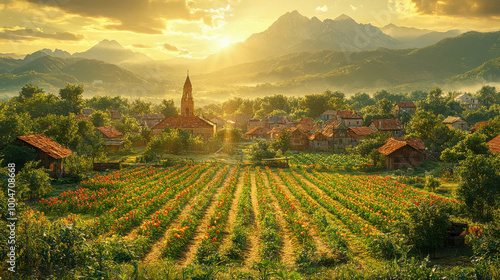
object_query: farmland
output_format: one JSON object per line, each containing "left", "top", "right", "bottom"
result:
{"left": 12, "top": 160, "right": 476, "bottom": 279}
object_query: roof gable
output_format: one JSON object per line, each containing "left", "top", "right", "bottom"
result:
{"left": 378, "top": 137, "right": 425, "bottom": 155}
{"left": 96, "top": 126, "right": 123, "bottom": 138}
{"left": 17, "top": 134, "right": 72, "bottom": 159}
{"left": 369, "top": 119, "right": 403, "bottom": 130}
{"left": 487, "top": 134, "right": 500, "bottom": 153}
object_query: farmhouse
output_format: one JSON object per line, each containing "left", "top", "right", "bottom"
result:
{"left": 132, "top": 114, "right": 165, "bottom": 128}
{"left": 296, "top": 117, "right": 319, "bottom": 134}
{"left": 152, "top": 73, "right": 215, "bottom": 139}
{"left": 309, "top": 131, "right": 329, "bottom": 151}
{"left": 268, "top": 127, "right": 309, "bottom": 151}
{"left": 393, "top": 101, "right": 416, "bottom": 116}
{"left": 347, "top": 126, "right": 376, "bottom": 146}
{"left": 442, "top": 116, "right": 471, "bottom": 131}
{"left": 454, "top": 93, "right": 480, "bottom": 109}
{"left": 17, "top": 134, "right": 72, "bottom": 178}
{"left": 96, "top": 125, "right": 125, "bottom": 151}
{"left": 245, "top": 126, "right": 268, "bottom": 140}
{"left": 368, "top": 119, "right": 405, "bottom": 137}
{"left": 378, "top": 137, "right": 426, "bottom": 169}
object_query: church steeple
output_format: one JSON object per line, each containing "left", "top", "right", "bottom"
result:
{"left": 181, "top": 71, "right": 194, "bottom": 117}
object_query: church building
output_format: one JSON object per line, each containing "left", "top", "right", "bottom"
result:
{"left": 152, "top": 72, "right": 215, "bottom": 139}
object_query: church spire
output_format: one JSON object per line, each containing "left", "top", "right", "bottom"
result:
{"left": 181, "top": 71, "right": 194, "bottom": 117}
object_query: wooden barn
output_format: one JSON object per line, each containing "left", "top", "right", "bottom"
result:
{"left": 309, "top": 131, "right": 329, "bottom": 151}
{"left": 96, "top": 125, "right": 125, "bottom": 152}
{"left": 17, "top": 134, "right": 72, "bottom": 178}
{"left": 378, "top": 137, "right": 426, "bottom": 169}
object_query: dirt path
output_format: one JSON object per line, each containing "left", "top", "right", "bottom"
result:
{"left": 269, "top": 170, "right": 333, "bottom": 254}
{"left": 260, "top": 169, "right": 295, "bottom": 267}
{"left": 125, "top": 167, "right": 217, "bottom": 240}
{"left": 179, "top": 166, "right": 239, "bottom": 267}
{"left": 244, "top": 170, "right": 261, "bottom": 266}
{"left": 290, "top": 170, "right": 380, "bottom": 267}
{"left": 142, "top": 166, "right": 233, "bottom": 263}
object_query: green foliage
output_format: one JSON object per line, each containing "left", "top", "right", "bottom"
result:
{"left": 441, "top": 133, "right": 490, "bottom": 162}
{"left": 356, "top": 132, "right": 390, "bottom": 166}
{"left": 91, "top": 110, "right": 111, "bottom": 127}
{"left": 59, "top": 84, "right": 84, "bottom": 114}
{"left": 368, "top": 234, "right": 407, "bottom": 259}
{"left": 249, "top": 139, "right": 277, "bottom": 162}
{"left": 157, "top": 99, "right": 178, "bottom": 117}
{"left": 475, "top": 115, "right": 500, "bottom": 141}
{"left": 63, "top": 152, "right": 93, "bottom": 182}
{"left": 272, "top": 129, "right": 291, "bottom": 153}
{"left": 456, "top": 154, "right": 500, "bottom": 220}
{"left": 396, "top": 201, "right": 451, "bottom": 254}
{"left": 144, "top": 128, "right": 203, "bottom": 160}
{"left": 477, "top": 85, "right": 499, "bottom": 108}
{"left": 130, "top": 99, "right": 152, "bottom": 115}
{"left": 86, "top": 95, "right": 130, "bottom": 112}
{"left": 18, "top": 83, "right": 45, "bottom": 100}
{"left": 0, "top": 111, "right": 32, "bottom": 146}
{"left": 215, "top": 128, "right": 243, "bottom": 143}
{"left": 0, "top": 144, "right": 37, "bottom": 170}
{"left": 424, "top": 174, "right": 440, "bottom": 191}
{"left": 114, "top": 115, "right": 141, "bottom": 135}
{"left": 378, "top": 98, "right": 393, "bottom": 117}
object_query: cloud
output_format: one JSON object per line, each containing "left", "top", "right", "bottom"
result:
{"left": 350, "top": 5, "right": 358, "bottom": 11}
{"left": 163, "top": 42, "right": 189, "bottom": 55}
{"left": 0, "top": 26, "right": 84, "bottom": 41}
{"left": 315, "top": 5, "right": 328, "bottom": 12}
{"left": 411, "top": 0, "right": 500, "bottom": 17}
{"left": 131, "top": 44, "right": 151, "bottom": 49}
{"left": 24, "top": 0, "right": 231, "bottom": 34}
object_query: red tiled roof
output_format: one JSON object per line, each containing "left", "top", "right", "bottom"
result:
{"left": 349, "top": 126, "right": 375, "bottom": 136}
{"left": 96, "top": 126, "right": 123, "bottom": 138}
{"left": 336, "top": 110, "right": 363, "bottom": 119}
{"left": 395, "top": 101, "right": 416, "bottom": 108}
{"left": 309, "top": 131, "right": 328, "bottom": 141}
{"left": 369, "top": 119, "right": 403, "bottom": 131}
{"left": 153, "top": 116, "right": 214, "bottom": 130}
{"left": 297, "top": 117, "right": 316, "bottom": 125}
{"left": 472, "top": 121, "right": 488, "bottom": 132}
{"left": 246, "top": 126, "right": 266, "bottom": 135}
{"left": 378, "top": 137, "right": 425, "bottom": 155}
{"left": 132, "top": 114, "right": 165, "bottom": 120}
{"left": 321, "top": 110, "right": 337, "bottom": 116}
{"left": 17, "top": 134, "right": 72, "bottom": 159}
{"left": 487, "top": 134, "right": 500, "bottom": 153}
{"left": 443, "top": 116, "right": 468, "bottom": 124}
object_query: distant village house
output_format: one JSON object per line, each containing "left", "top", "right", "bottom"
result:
{"left": 442, "top": 116, "right": 471, "bottom": 131}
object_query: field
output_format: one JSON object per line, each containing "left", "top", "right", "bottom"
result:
{"left": 20, "top": 158, "right": 467, "bottom": 279}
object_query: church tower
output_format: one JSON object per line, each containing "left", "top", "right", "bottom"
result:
{"left": 181, "top": 71, "right": 194, "bottom": 117}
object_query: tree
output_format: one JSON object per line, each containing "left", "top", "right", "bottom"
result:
{"left": 328, "top": 96, "right": 349, "bottom": 111}
{"left": 441, "top": 133, "right": 491, "bottom": 162}
{"left": 456, "top": 154, "right": 500, "bottom": 220}
{"left": 0, "top": 145, "right": 37, "bottom": 170}
{"left": 130, "top": 99, "right": 152, "bottom": 115}
{"left": 476, "top": 115, "right": 500, "bottom": 141}
{"left": 289, "top": 108, "right": 310, "bottom": 121}
{"left": 235, "top": 100, "right": 254, "bottom": 116}
{"left": 0, "top": 112, "right": 32, "bottom": 146}
{"left": 477, "top": 85, "right": 498, "bottom": 108}
{"left": 356, "top": 132, "right": 390, "bottom": 166}
{"left": 378, "top": 98, "right": 393, "bottom": 117}
{"left": 249, "top": 139, "right": 276, "bottom": 162}
{"left": 158, "top": 99, "right": 178, "bottom": 117}
{"left": 78, "top": 135, "right": 106, "bottom": 164}
{"left": 44, "top": 114, "right": 81, "bottom": 149}
{"left": 18, "top": 84, "right": 45, "bottom": 100}
{"left": 16, "top": 161, "right": 53, "bottom": 200}
{"left": 272, "top": 130, "right": 291, "bottom": 153}
{"left": 268, "top": 109, "right": 288, "bottom": 116}
{"left": 300, "top": 91, "right": 334, "bottom": 118}
{"left": 59, "top": 84, "right": 84, "bottom": 114}
{"left": 215, "top": 129, "right": 243, "bottom": 143}
{"left": 348, "top": 92, "right": 375, "bottom": 111}
{"left": 114, "top": 115, "right": 140, "bottom": 135}
{"left": 407, "top": 110, "right": 441, "bottom": 141}
{"left": 90, "top": 110, "right": 110, "bottom": 127}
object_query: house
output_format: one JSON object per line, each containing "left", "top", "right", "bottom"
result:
{"left": 378, "top": 137, "right": 426, "bottom": 169}
{"left": 471, "top": 121, "right": 488, "bottom": 132}
{"left": 82, "top": 108, "right": 94, "bottom": 115}
{"left": 296, "top": 117, "right": 319, "bottom": 134}
{"left": 210, "top": 117, "right": 225, "bottom": 132}
{"left": 268, "top": 127, "right": 309, "bottom": 151}
{"left": 319, "top": 110, "right": 338, "bottom": 121}
{"left": 454, "top": 93, "right": 480, "bottom": 109}
{"left": 487, "top": 134, "right": 500, "bottom": 153}
{"left": 96, "top": 125, "right": 125, "bottom": 151}
{"left": 443, "top": 116, "right": 471, "bottom": 131}
{"left": 309, "top": 131, "right": 329, "bottom": 151}
{"left": 151, "top": 73, "right": 215, "bottom": 139}
{"left": 247, "top": 117, "right": 263, "bottom": 130}
{"left": 347, "top": 126, "right": 376, "bottom": 146}
{"left": 245, "top": 126, "right": 268, "bottom": 140}
{"left": 132, "top": 114, "right": 165, "bottom": 128}
{"left": 323, "top": 120, "right": 349, "bottom": 149}
{"left": 394, "top": 101, "right": 416, "bottom": 116}
{"left": 368, "top": 119, "right": 405, "bottom": 137}
{"left": 16, "top": 134, "right": 72, "bottom": 178}
{"left": 261, "top": 115, "right": 295, "bottom": 129}
{"left": 336, "top": 110, "right": 364, "bottom": 127}
{"left": 106, "top": 110, "right": 121, "bottom": 120}
{"left": 227, "top": 115, "right": 253, "bottom": 130}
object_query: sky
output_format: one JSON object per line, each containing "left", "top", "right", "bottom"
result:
{"left": 0, "top": 0, "right": 499, "bottom": 60}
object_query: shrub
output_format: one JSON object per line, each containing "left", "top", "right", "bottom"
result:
{"left": 424, "top": 174, "right": 440, "bottom": 191}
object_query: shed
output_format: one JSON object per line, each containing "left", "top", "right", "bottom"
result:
{"left": 17, "top": 134, "right": 72, "bottom": 178}
{"left": 309, "top": 131, "right": 329, "bottom": 151}
{"left": 378, "top": 138, "right": 426, "bottom": 169}
{"left": 96, "top": 126, "right": 125, "bottom": 151}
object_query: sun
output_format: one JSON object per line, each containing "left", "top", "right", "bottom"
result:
{"left": 217, "top": 37, "right": 236, "bottom": 49}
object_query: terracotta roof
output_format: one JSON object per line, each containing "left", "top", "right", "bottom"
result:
{"left": 378, "top": 137, "right": 425, "bottom": 155}
{"left": 246, "top": 126, "right": 267, "bottom": 135}
{"left": 309, "top": 131, "right": 328, "bottom": 141}
{"left": 321, "top": 110, "right": 337, "bottom": 116}
{"left": 348, "top": 126, "right": 375, "bottom": 136}
{"left": 132, "top": 114, "right": 165, "bottom": 120}
{"left": 369, "top": 119, "right": 403, "bottom": 131}
{"left": 443, "top": 116, "right": 468, "bottom": 124}
{"left": 297, "top": 117, "right": 316, "bottom": 125}
{"left": 153, "top": 116, "right": 215, "bottom": 130}
{"left": 395, "top": 101, "right": 416, "bottom": 108}
{"left": 472, "top": 121, "right": 488, "bottom": 132}
{"left": 487, "top": 134, "right": 500, "bottom": 153}
{"left": 336, "top": 110, "right": 363, "bottom": 119}
{"left": 96, "top": 126, "right": 123, "bottom": 138}
{"left": 17, "top": 134, "right": 72, "bottom": 159}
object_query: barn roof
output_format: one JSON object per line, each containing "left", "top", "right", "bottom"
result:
{"left": 153, "top": 116, "right": 214, "bottom": 130}
{"left": 394, "top": 101, "right": 416, "bottom": 108}
{"left": 309, "top": 131, "right": 328, "bottom": 141}
{"left": 349, "top": 126, "right": 375, "bottom": 136}
{"left": 443, "top": 116, "right": 468, "bottom": 124}
{"left": 487, "top": 134, "right": 500, "bottom": 153}
{"left": 245, "top": 126, "right": 266, "bottom": 135}
{"left": 369, "top": 119, "right": 403, "bottom": 131}
{"left": 378, "top": 137, "right": 425, "bottom": 155}
{"left": 297, "top": 117, "right": 316, "bottom": 125}
{"left": 96, "top": 126, "right": 123, "bottom": 138}
{"left": 132, "top": 114, "right": 165, "bottom": 120}
{"left": 336, "top": 110, "right": 363, "bottom": 119}
{"left": 17, "top": 134, "right": 72, "bottom": 159}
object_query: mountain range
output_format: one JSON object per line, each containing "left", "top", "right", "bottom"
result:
{"left": 0, "top": 11, "right": 498, "bottom": 99}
